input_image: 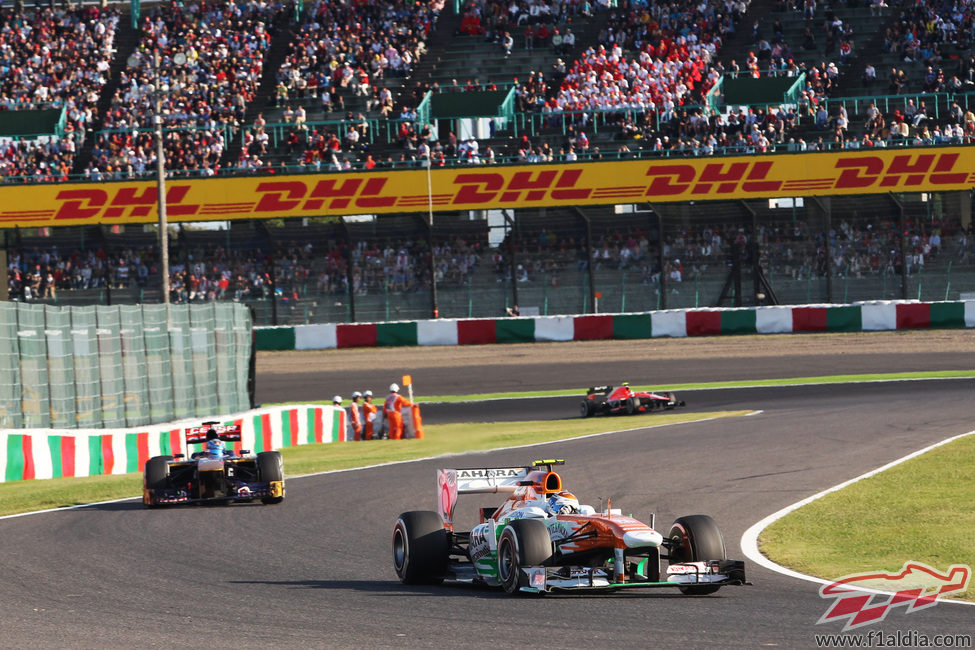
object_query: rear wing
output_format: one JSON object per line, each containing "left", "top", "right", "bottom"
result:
{"left": 587, "top": 385, "right": 612, "bottom": 396}
{"left": 436, "top": 460, "right": 564, "bottom": 528}
{"left": 185, "top": 423, "right": 242, "bottom": 444}
{"left": 437, "top": 467, "right": 527, "bottom": 529}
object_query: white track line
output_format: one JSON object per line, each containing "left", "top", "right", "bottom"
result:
{"left": 740, "top": 428, "right": 975, "bottom": 606}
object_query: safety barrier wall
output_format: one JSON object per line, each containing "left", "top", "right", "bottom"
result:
{"left": 0, "top": 302, "right": 252, "bottom": 430}
{"left": 0, "top": 404, "right": 346, "bottom": 483}
{"left": 254, "top": 300, "right": 975, "bottom": 350}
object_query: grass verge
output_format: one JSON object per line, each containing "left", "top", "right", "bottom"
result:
{"left": 262, "top": 371, "right": 975, "bottom": 405}
{"left": 759, "top": 434, "right": 975, "bottom": 602}
{"left": 0, "top": 410, "right": 747, "bottom": 518}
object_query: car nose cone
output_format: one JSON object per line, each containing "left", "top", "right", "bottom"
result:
{"left": 623, "top": 529, "right": 663, "bottom": 548}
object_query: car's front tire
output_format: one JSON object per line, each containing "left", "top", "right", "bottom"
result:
{"left": 257, "top": 451, "right": 285, "bottom": 504}
{"left": 392, "top": 511, "right": 448, "bottom": 585}
{"left": 668, "top": 514, "right": 727, "bottom": 595}
{"left": 497, "top": 519, "right": 552, "bottom": 594}
{"left": 143, "top": 455, "right": 172, "bottom": 508}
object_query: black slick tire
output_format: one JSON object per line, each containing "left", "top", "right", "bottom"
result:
{"left": 257, "top": 451, "right": 284, "bottom": 504}
{"left": 497, "top": 519, "right": 552, "bottom": 595}
{"left": 144, "top": 455, "right": 172, "bottom": 508}
{"left": 392, "top": 511, "right": 448, "bottom": 584}
{"left": 668, "top": 514, "right": 727, "bottom": 595}
{"left": 580, "top": 400, "right": 593, "bottom": 417}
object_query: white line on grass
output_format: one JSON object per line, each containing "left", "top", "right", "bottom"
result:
{"left": 739, "top": 428, "right": 975, "bottom": 607}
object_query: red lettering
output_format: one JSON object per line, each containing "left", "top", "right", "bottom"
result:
{"left": 256, "top": 181, "right": 307, "bottom": 212}
{"left": 355, "top": 177, "right": 395, "bottom": 208}
{"left": 55, "top": 189, "right": 108, "bottom": 220}
{"left": 306, "top": 178, "right": 362, "bottom": 210}
{"left": 645, "top": 165, "right": 695, "bottom": 195}
{"left": 165, "top": 186, "right": 199, "bottom": 216}
{"left": 834, "top": 157, "right": 884, "bottom": 189}
{"left": 692, "top": 162, "right": 748, "bottom": 194}
{"left": 502, "top": 170, "right": 557, "bottom": 202}
{"left": 741, "top": 161, "right": 782, "bottom": 193}
{"left": 453, "top": 173, "right": 505, "bottom": 204}
{"left": 880, "top": 154, "right": 935, "bottom": 187}
{"left": 105, "top": 186, "right": 157, "bottom": 218}
{"left": 550, "top": 169, "right": 592, "bottom": 200}
{"left": 929, "top": 153, "right": 968, "bottom": 185}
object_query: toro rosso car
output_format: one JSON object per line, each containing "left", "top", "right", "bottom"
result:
{"left": 392, "top": 460, "right": 747, "bottom": 595}
{"left": 142, "top": 422, "right": 285, "bottom": 507}
{"left": 580, "top": 383, "right": 685, "bottom": 417}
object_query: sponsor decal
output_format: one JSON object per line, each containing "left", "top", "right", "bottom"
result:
{"left": 817, "top": 561, "right": 971, "bottom": 631}
{"left": 4, "top": 149, "right": 973, "bottom": 225}
{"left": 456, "top": 468, "right": 525, "bottom": 479}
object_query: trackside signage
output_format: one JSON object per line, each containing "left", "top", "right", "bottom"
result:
{"left": 1, "top": 148, "right": 973, "bottom": 225}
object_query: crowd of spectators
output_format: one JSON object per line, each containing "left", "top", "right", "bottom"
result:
{"left": 6, "top": 244, "right": 156, "bottom": 302}
{"left": 0, "top": 4, "right": 119, "bottom": 180}
{"left": 89, "top": 0, "right": 288, "bottom": 179}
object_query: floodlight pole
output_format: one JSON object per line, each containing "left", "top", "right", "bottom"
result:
{"left": 154, "top": 49, "right": 170, "bottom": 306}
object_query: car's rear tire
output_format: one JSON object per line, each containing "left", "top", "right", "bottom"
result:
{"left": 257, "top": 451, "right": 284, "bottom": 504}
{"left": 668, "top": 514, "right": 727, "bottom": 595}
{"left": 498, "top": 519, "right": 552, "bottom": 595}
{"left": 580, "top": 400, "right": 593, "bottom": 417}
{"left": 144, "top": 455, "right": 172, "bottom": 508}
{"left": 392, "top": 511, "right": 448, "bottom": 585}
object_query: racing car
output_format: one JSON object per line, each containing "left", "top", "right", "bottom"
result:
{"left": 392, "top": 459, "right": 747, "bottom": 595}
{"left": 580, "top": 383, "right": 685, "bottom": 417}
{"left": 142, "top": 422, "right": 285, "bottom": 507}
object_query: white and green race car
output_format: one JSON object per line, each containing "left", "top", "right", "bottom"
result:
{"left": 392, "top": 460, "right": 748, "bottom": 594}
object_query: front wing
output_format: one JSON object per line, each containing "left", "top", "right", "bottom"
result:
{"left": 147, "top": 480, "right": 284, "bottom": 505}
{"left": 519, "top": 560, "right": 748, "bottom": 593}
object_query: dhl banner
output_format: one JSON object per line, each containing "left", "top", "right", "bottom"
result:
{"left": 1, "top": 147, "right": 973, "bottom": 226}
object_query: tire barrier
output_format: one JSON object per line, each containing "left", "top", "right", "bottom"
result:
{"left": 0, "top": 404, "right": 345, "bottom": 483}
{"left": 255, "top": 300, "right": 975, "bottom": 351}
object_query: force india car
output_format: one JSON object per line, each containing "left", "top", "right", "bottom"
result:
{"left": 580, "top": 383, "right": 685, "bottom": 417}
{"left": 142, "top": 422, "right": 285, "bottom": 507}
{"left": 392, "top": 460, "right": 747, "bottom": 595}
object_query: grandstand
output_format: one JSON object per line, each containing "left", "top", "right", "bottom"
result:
{"left": 0, "top": 0, "right": 971, "bottom": 324}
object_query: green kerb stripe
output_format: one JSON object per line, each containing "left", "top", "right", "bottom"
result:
{"left": 88, "top": 435, "right": 102, "bottom": 476}
{"left": 252, "top": 415, "right": 265, "bottom": 452}
{"left": 125, "top": 433, "right": 139, "bottom": 473}
{"left": 826, "top": 306, "right": 862, "bottom": 332}
{"left": 377, "top": 322, "right": 418, "bottom": 347}
{"left": 48, "top": 436, "right": 62, "bottom": 479}
{"left": 331, "top": 409, "right": 342, "bottom": 442}
{"left": 6, "top": 435, "right": 23, "bottom": 482}
{"left": 614, "top": 314, "right": 652, "bottom": 339}
{"left": 255, "top": 327, "right": 296, "bottom": 351}
{"left": 930, "top": 302, "right": 965, "bottom": 328}
{"left": 281, "top": 410, "right": 293, "bottom": 448}
{"left": 497, "top": 318, "right": 535, "bottom": 343}
{"left": 721, "top": 310, "right": 757, "bottom": 334}
{"left": 306, "top": 408, "right": 317, "bottom": 444}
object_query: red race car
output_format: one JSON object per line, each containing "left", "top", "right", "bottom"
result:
{"left": 580, "top": 383, "right": 685, "bottom": 417}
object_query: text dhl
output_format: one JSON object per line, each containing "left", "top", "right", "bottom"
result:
{"left": 51, "top": 153, "right": 970, "bottom": 220}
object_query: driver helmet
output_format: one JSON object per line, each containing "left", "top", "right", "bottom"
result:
{"left": 546, "top": 492, "right": 580, "bottom": 515}
{"left": 206, "top": 437, "right": 225, "bottom": 457}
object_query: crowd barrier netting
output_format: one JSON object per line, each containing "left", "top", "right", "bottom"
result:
{"left": 0, "top": 303, "right": 252, "bottom": 430}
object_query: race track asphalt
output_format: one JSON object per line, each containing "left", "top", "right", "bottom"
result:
{"left": 1, "top": 356, "right": 973, "bottom": 648}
